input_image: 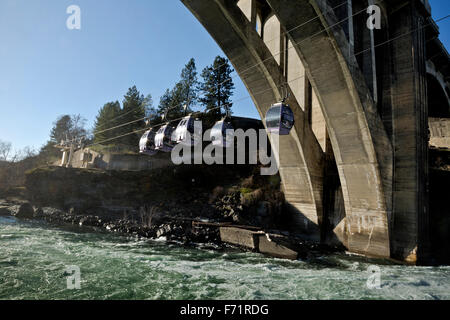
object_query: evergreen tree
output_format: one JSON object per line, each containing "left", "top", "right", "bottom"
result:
{"left": 171, "top": 83, "right": 186, "bottom": 118}
{"left": 200, "top": 56, "right": 235, "bottom": 118}
{"left": 49, "top": 114, "right": 87, "bottom": 144}
{"left": 179, "top": 58, "right": 199, "bottom": 110}
{"left": 156, "top": 88, "right": 174, "bottom": 122}
{"left": 156, "top": 58, "right": 200, "bottom": 124}
{"left": 49, "top": 115, "right": 72, "bottom": 144}
{"left": 93, "top": 101, "right": 122, "bottom": 144}
{"left": 143, "top": 94, "right": 156, "bottom": 118}
{"left": 40, "top": 114, "right": 88, "bottom": 161}
{"left": 119, "top": 86, "right": 147, "bottom": 146}
{"left": 143, "top": 94, "right": 159, "bottom": 125}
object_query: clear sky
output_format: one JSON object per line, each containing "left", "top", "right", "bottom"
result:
{"left": 0, "top": 0, "right": 449, "bottom": 151}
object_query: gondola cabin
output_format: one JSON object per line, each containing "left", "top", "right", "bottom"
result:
{"left": 173, "top": 115, "right": 200, "bottom": 145}
{"left": 155, "top": 124, "right": 175, "bottom": 152}
{"left": 139, "top": 130, "right": 157, "bottom": 156}
{"left": 265, "top": 102, "right": 295, "bottom": 135}
{"left": 210, "top": 119, "right": 234, "bottom": 147}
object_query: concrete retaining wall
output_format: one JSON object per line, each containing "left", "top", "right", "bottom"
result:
{"left": 429, "top": 118, "right": 450, "bottom": 149}
{"left": 66, "top": 148, "right": 173, "bottom": 171}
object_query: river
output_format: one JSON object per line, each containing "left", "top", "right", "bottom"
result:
{"left": 0, "top": 216, "right": 448, "bottom": 300}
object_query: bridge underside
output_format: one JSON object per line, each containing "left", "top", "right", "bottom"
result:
{"left": 182, "top": 0, "right": 448, "bottom": 264}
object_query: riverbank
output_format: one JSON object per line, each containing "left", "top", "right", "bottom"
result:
{"left": 0, "top": 196, "right": 335, "bottom": 261}
{"left": 0, "top": 165, "right": 340, "bottom": 261}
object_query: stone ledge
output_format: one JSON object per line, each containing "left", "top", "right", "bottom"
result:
{"left": 219, "top": 227, "right": 261, "bottom": 250}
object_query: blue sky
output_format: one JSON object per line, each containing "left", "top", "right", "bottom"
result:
{"left": 0, "top": 0, "right": 449, "bottom": 151}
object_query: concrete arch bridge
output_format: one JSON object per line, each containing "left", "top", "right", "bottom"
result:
{"left": 181, "top": 0, "right": 450, "bottom": 264}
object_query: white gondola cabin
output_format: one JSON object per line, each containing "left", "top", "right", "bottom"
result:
{"left": 265, "top": 102, "right": 294, "bottom": 135}
{"left": 173, "top": 114, "right": 201, "bottom": 146}
{"left": 139, "top": 130, "right": 157, "bottom": 156}
{"left": 155, "top": 124, "right": 175, "bottom": 152}
{"left": 210, "top": 119, "right": 234, "bottom": 148}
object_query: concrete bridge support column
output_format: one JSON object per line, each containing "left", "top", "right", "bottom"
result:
{"left": 388, "top": 2, "right": 430, "bottom": 263}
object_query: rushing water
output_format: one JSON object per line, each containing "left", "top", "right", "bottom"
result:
{"left": 0, "top": 216, "right": 449, "bottom": 300}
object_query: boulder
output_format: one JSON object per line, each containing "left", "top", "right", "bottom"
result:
{"left": 15, "top": 202, "right": 35, "bottom": 219}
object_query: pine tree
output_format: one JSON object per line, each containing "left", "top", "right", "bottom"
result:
{"left": 49, "top": 115, "right": 72, "bottom": 144}
{"left": 40, "top": 114, "right": 88, "bottom": 160}
{"left": 155, "top": 58, "right": 200, "bottom": 124}
{"left": 93, "top": 101, "right": 122, "bottom": 144}
{"left": 49, "top": 114, "right": 87, "bottom": 144}
{"left": 179, "top": 58, "right": 199, "bottom": 110}
{"left": 156, "top": 88, "right": 175, "bottom": 121}
{"left": 119, "top": 86, "right": 147, "bottom": 147}
{"left": 143, "top": 94, "right": 159, "bottom": 125}
{"left": 200, "top": 56, "right": 235, "bottom": 118}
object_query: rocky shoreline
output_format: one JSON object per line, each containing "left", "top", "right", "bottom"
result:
{"left": 0, "top": 165, "right": 344, "bottom": 261}
{"left": 0, "top": 197, "right": 339, "bottom": 261}
{"left": 0, "top": 198, "right": 222, "bottom": 245}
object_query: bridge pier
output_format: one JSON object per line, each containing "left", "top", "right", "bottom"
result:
{"left": 388, "top": 1, "right": 430, "bottom": 263}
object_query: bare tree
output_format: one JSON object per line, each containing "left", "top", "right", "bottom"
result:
{"left": 70, "top": 114, "right": 88, "bottom": 141}
{"left": 7, "top": 146, "right": 37, "bottom": 163}
{"left": 20, "top": 146, "right": 37, "bottom": 160}
{"left": 139, "top": 205, "right": 159, "bottom": 228}
{"left": 0, "top": 140, "right": 12, "bottom": 161}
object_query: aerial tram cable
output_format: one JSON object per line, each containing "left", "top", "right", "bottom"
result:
{"left": 209, "top": 5, "right": 372, "bottom": 92}
{"left": 187, "top": 0, "right": 350, "bottom": 76}
{"left": 63, "top": 2, "right": 366, "bottom": 145}
{"left": 86, "top": 75, "right": 305, "bottom": 149}
{"left": 63, "top": 5, "right": 376, "bottom": 146}
{"left": 93, "top": 12, "right": 450, "bottom": 146}
{"left": 75, "top": 13, "right": 450, "bottom": 148}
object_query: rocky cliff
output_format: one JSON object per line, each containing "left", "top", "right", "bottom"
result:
{"left": 24, "top": 165, "right": 286, "bottom": 230}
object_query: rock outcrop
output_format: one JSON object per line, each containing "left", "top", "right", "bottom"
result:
{"left": 15, "top": 202, "right": 35, "bottom": 219}
{"left": 25, "top": 165, "right": 285, "bottom": 228}
{"left": 13, "top": 164, "right": 321, "bottom": 259}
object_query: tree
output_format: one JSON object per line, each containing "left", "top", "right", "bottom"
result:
{"left": 179, "top": 58, "right": 199, "bottom": 110}
{"left": 91, "top": 87, "right": 151, "bottom": 150}
{"left": 70, "top": 114, "right": 88, "bottom": 142}
{"left": 157, "top": 86, "right": 185, "bottom": 121}
{"left": 157, "top": 88, "right": 173, "bottom": 115}
{"left": 18, "top": 146, "right": 37, "bottom": 160}
{"left": 39, "top": 114, "right": 88, "bottom": 161}
{"left": 155, "top": 58, "right": 200, "bottom": 124}
{"left": 118, "top": 86, "right": 147, "bottom": 146}
{"left": 49, "top": 115, "right": 71, "bottom": 144}
{"left": 93, "top": 101, "right": 122, "bottom": 144}
{"left": 0, "top": 140, "right": 12, "bottom": 161}
{"left": 49, "top": 114, "right": 87, "bottom": 144}
{"left": 143, "top": 94, "right": 156, "bottom": 118}
{"left": 200, "top": 56, "right": 235, "bottom": 118}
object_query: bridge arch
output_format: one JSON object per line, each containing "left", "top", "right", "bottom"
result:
{"left": 182, "top": 0, "right": 394, "bottom": 257}
{"left": 426, "top": 61, "right": 450, "bottom": 118}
